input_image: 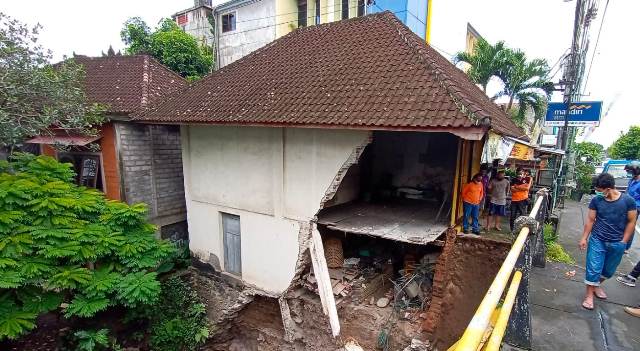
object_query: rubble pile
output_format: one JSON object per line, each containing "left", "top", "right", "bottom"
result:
{"left": 302, "top": 253, "right": 437, "bottom": 315}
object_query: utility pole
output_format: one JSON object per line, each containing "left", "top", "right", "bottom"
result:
{"left": 558, "top": 0, "right": 583, "bottom": 151}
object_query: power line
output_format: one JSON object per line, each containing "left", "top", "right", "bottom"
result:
{"left": 581, "top": 0, "right": 609, "bottom": 94}
{"left": 548, "top": 48, "right": 569, "bottom": 78}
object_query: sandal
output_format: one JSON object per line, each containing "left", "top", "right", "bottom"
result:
{"left": 582, "top": 299, "right": 594, "bottom": 310}
{"left": 594, "top": 288, "right": 608, "bottom": 300}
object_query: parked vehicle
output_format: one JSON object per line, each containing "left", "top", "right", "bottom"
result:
{"left": 603, "top": 160, "right": 636, "bottom": 192}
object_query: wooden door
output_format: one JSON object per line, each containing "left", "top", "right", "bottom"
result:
{"left": 222, "top": 213, "right": 241, "bottom": 276}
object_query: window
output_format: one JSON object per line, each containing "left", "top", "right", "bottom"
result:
{"left": 357, "top": 0, "right": 365, "bottom": 17}
{"left": 298, "top": 0, "right": 307, "bottom": 27}
{"left": 342, "top": 0, "right": 349, "bottom": 19}
{"left": 177, "top": 14, "right": 188, "bottom": 25}
{"left": 315, "top": 0, "right": 321, "bottom": 24}
{"left": 221, "top": 12, "right": 236, "bottom": 32}
{"left": 222, "top": 213, "right": 241, "bottom": 275}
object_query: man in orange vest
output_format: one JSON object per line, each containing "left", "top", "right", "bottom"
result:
{"left": 462, "top": 173, "right": 484, "bottom": 234}
{"left": 510, "top": 168, "right": 532, "bottom": 231}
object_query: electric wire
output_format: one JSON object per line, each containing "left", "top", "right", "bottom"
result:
{"left": 581, "top": 0, "right": 609, "bottom": 94}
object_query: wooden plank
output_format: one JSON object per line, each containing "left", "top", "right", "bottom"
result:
{"left": 310, "top": 224, "right": 341, "bottom": 337}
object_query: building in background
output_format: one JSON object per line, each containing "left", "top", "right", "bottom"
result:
{"left": 172, "top": 0, "right": 214, "bottom": 47}
{"left": 28, "top": 55, "right": 189, "bottom": 240}
{"left": 214, "top": 0, "right": 430, "bottom": 68}
{"left": 367, "top": 0, "right": 428, "bottom": 39}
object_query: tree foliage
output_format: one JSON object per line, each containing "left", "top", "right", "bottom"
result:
{"left": 573, "top": 141, "right": 605, "bottom": 165}
{"left": 0, "top": 12, "right": 106, "bottom": 148}
{"left": 0, "top": 154, "right": 176, "bottom": 340}
{"left": 572, "top": 142, "right": 604, "bottom": 193}
{"left": 121, "top": 17, "right": 213, "bottom": 80}
{"left": 454, "top": 39, "right": 509, "bottom": 93}
{"left": 608, "top": 126, "right": 640, "bottom": 160}
{"left": 454, "top": 38, "right": 553, "bottom": 124}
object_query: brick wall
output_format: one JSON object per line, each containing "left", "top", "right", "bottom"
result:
{"left": 116, "top": 122, "right": 186, "bottom": 224}
{"left": 423, "top": 231, "right": 511, "bottom": 349}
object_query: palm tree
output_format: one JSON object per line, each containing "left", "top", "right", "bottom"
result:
{"left": 497, "top": 50, "right": 554, "bottom": 124}
{"left": 454, "top": 39, "right": 509, "bottom": 94}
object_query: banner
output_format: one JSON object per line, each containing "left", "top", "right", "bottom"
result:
{"left": 482, "top": 132, "right": 515, "bottom": 164}
{"left": 509, "top": 142, "right": 534, "bottom": 160}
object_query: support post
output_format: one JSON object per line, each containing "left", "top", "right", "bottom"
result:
{"left": 504, "top": 227, "right": 532, "bottom": 349}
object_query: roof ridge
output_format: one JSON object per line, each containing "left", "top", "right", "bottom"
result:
{"left": 141, "top": 55, "right": 150, "bottom": 108}
{"left": 383, "top": 13, "right": 482, "bottom": 126}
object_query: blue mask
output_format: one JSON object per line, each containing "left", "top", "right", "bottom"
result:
{"left": 595, "top": 191, "right": 605, "bottom": 197}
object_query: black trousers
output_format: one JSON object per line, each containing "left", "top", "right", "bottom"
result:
{"left": 510, "top": 200, "right": 529, "bottom": 231}
{"left": 630, "top": 260, "right": 640, "bottom": 279}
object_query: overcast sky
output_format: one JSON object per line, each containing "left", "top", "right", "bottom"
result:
{"left": 3, "top": 0, "right": 637, "bottom": 147}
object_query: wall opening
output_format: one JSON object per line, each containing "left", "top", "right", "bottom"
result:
{"left": 318, "top": 131, "right": 459, "bottom": 245}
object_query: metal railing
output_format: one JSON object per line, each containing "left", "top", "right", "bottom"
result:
{"left": 450, "top": 189, "right": 549, "bottom": 351}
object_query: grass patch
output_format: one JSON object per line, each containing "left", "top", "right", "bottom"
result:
{"left": 543, "top": 223, "right": 576, "bottom": 264}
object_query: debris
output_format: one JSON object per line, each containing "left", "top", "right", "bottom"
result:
{"left": 333, "top": 282, "right": 347, "bottom": 295}
{"left": 376, "top": 297, "right": 390, "bottom": 308}
{"left": 344, "top": 338, "right": 364, "bottom": 351}
{"left": 565, "top": 270, "right": 576, "bottom": 277}
{"left": 402, "top": 338, "right": 431, "bottom": 351}
{"left": 344, "top": 258, "right": 360, "bottom": 268}
{"left": 369, "top": 296, "right": 376, "bottom": 305}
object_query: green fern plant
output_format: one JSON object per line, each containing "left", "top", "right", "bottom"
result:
{"left": 0, "top": 154, "right": 176, "bottom": 340}
{"left": 73, "top": 329, "right": 110, "bottom": 351}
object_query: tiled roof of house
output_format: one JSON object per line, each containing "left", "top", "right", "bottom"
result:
{"left": 74, "top": 55, "right": 187, "bottom": 115}
{"left": 134, "top": 12, "right": 526, "bottom": 139}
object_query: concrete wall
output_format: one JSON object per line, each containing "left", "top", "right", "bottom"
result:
{"left": 181, "top": 125, "right": 369, "bottom": 293}
{"left": 175, "top": 6, "right": 214, "bottom": 47}
{"left": 217, "top": 0, "right": 276, "bottom": 68}
{"left": 116, "top": 122, "right": 186, "bottom": 226}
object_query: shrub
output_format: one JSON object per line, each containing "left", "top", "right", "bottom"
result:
{"left": 0, "top": 154, "right": 176, "bottom": 340}
{"left": 146, "top": 276, "right": 210, "bottom": 351}
{"left": 543, "top": 223, "right": 575, "bottom": 264}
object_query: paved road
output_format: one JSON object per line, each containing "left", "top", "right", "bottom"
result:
{"left": 531, "top": 199, "right": 640, "bottom": 351}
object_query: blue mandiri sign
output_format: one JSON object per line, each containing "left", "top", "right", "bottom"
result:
{"left": 544, "top": 101, "right": 602, "bottom": 127}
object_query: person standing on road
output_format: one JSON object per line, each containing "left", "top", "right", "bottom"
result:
{"left": 486, "top": 170, "right": 510, "bottom": 231}
{"left": 461, "top": 173, "right": 484, "bottom": 235}
{"left": 510, "top": 168, "right": 531, "bottom": 231}
{"left": 622, "top": 161, "right": 640, "bottom": 252}
{"left": 579, "top": 173, "right": 637, "bottom": 310}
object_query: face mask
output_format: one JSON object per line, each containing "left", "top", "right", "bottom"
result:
{"left": 595, "top": 191, "right": 605, "bottom": 198}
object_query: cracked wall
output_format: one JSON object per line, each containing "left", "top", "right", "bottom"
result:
{"left": 180, "top": 125, "right": 370, "bottom": 294}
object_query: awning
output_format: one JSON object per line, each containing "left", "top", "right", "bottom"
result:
{"left": 26, "top": 135, "right": 101, "bottom": 146}
{"left": 535, "top": 147, "right": 565, "bottom": 156}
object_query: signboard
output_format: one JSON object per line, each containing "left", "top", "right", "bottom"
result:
{"left": 540, "top": 134, "right": 558, "bottom": 146}
{"left": 509, "top": 143, "right": 534, "bottom": 160}
{"left": 544, "top": 101, "right": 602, "bottom": 127}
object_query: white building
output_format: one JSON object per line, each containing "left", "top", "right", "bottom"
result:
{"left": 172, "top": 0, "right": 215, "bottom": 47}
{"left": 213, "top": 0, "right": 367, "bottom": 68}
{"left": 136, "top": 13, "right": 524, "bottom": 301}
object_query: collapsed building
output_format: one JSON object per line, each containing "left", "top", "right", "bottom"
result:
{"left": 135, "top": 12, "right": 526, "bottom": 350}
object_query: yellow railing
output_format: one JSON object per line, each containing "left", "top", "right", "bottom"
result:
{"left": 452, "top": 193, "right": 545, "bottom": 351}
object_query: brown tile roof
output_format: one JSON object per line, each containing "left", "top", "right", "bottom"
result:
{"left": 74, "top": 55, "right": 187, "bottom": 115}
{"left": 134, "top": 12, "right": 526, "bottom": 139}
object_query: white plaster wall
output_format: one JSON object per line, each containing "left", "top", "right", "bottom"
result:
{"left": 283, "top": 128, "right": 369, "bottom": 220}
{"left": 217, "top": 0, "right": 276, "bottom": 68}
{"left": 181, "top": 7, "right": 214, "bottom": 47}
{"left": 181, "top": 125, "right": 369, "bottom": 293}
